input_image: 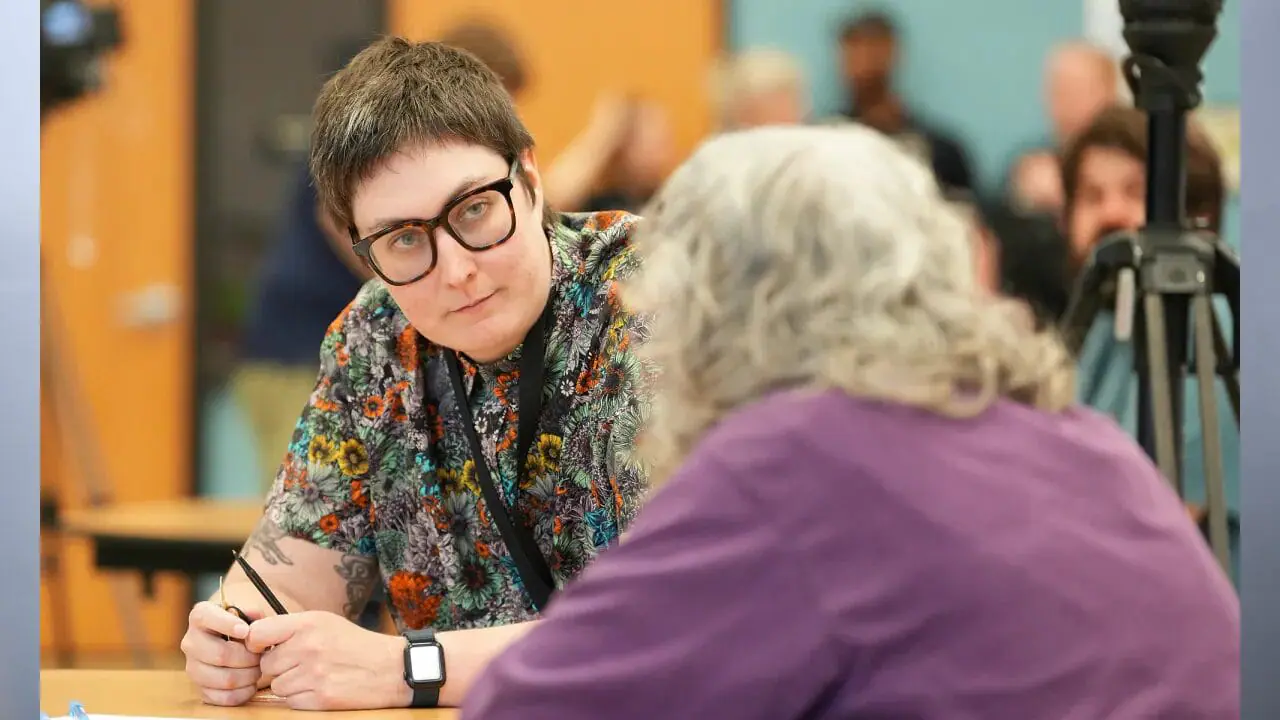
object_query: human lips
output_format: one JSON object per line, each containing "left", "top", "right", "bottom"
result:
{"left": 452, "top": 292, "right": 496, "bottom": 314}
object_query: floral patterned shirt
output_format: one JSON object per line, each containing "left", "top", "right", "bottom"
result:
{"left": 262, "top": 211, "right": 652, "bottom": 631}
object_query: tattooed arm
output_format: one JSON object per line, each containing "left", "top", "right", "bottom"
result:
{"left": 213, "top": 516, "right": 379, "bottom": 620}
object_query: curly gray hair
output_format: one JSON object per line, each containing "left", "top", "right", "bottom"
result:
{"left": 625, "top": 124, "right": 1076, "bottom": 486}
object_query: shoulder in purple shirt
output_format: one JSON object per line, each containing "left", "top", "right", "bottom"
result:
{"left": 462, "top": 389, "right": 1239, "bottom": 720}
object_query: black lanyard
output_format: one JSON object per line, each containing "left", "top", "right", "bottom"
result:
{"left": 443, "top": 300, "right": 556, "bottom": 611}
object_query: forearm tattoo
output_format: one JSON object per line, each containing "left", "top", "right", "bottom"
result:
{"left": 335, "top": 553, "right": 379, "bottom": 621}
{"left": 245, "top": 518, "right": 293, "bottom": 566}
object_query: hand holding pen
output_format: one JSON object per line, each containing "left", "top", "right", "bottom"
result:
{"left": 221, "top": 550, "right": 290, "bottom": 631}
{"left": 179, "top": 550, "right": 291, "bottom": 707}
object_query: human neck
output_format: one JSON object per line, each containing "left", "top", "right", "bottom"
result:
{"left": 462, "top": 238, "right": 555, "bottom": 366}
{"left": 855, "top": 91, "right": 904, "bottom": 133}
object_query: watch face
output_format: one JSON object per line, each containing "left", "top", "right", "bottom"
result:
{"left": 408, "top": 643, "right": 445, "bottom": 684}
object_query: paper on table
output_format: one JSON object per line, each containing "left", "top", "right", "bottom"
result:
{"left": 46, "top": 715, "right": 192, "bottom": 720}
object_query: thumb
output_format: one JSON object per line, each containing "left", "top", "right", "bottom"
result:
{"left": 244, "top": 613, "right": 302, "bottom": 653}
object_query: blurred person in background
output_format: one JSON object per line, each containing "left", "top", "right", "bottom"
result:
{"left": 967, "top": 198, "right": 1073, "bottom": 326}
{"left": 543, "top": 97, "right": 675, "bottom": 214}
{"left": 1060, "top": 104, "right": 1238, "bottom": 562}
{"left": 233, "top": 40, "right": 375, "bottom": 498}
{"left": 462, "top": 124, "right": 1239, "bottom": 720}
{"left": 182, "top": 37, "right": 653, "bottom": 711}
{"left": 832, "top": 9, "right": 974, "bottom": 194}
{"left": 1006, "top": 41, "right": 1121, "bottom": 217}
{"left": 579, "top": 99, "right": 674, "bottom": 213}
{"left": 709, "top": 48, "right": 809, "bottom": 131}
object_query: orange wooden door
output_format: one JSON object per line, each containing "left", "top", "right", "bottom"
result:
{"left": 388, "top": 0, "right": 723, "bottom": 170}
{"left": 41, "top": 0, "right": 195, "bottom": 656}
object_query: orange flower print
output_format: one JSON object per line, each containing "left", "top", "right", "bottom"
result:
{"left": 281, "top": 457, "right": 305, "bottom": 489}
{"left": 495, "top": 409, "right": 517, "bottom": 452}
{"left": 575, "top": 355, "right": 604, "bottom": 394}
{"left": 318, "top": 513, "right": 340, "bottom": 534}
{"left": 427, "top": 404, "right": 445, "bottom": 442}
{"left": 396, "top": 327, "right": 420, "bottom": 374}
{"left": 324, "top": 310, "right": 346, "bottom": 337}
{"left": 337, "top": 438, "right": 370, "bottom": 477}
{"left": 336, "top": 345, "right": 351, "bottom": 367}
{"left": 362, "top": 394, "right": 385, "bottom": 418}
{"left": 388, "top": 570, "right": 438, "bottom": 629}
{"left": 386, "top": 390, "right": 408, "bottom": 422}
{"left": 493, "top": 369, "right": 520, "bottom": 405}
{"left": 351, "top": 480, "right": 369, "bottom": 508}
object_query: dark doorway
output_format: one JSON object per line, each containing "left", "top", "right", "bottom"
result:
{"left": 192, "top": 0, "right": 384, "bottom": 495}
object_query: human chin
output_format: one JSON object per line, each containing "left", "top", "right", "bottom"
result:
{"left": 445, "top": 300, "right": 528, "bottom": 362}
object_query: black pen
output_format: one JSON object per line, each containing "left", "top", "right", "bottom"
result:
{"left": 233, "top": 549, "right": 290, "bottom": 616}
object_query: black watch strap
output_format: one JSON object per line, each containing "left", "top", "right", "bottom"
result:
{"left": 411, "top": 685, "right": 440, "bottom": 709}
{"left": 404, "top": 629, "right": 443, "bottom": 708}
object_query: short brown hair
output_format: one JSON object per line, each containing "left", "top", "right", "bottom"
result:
{"left": 438, "top": 20, "right": 528, "bottom": 97}
{"left": 1060, "top": 105, "right": 1225, "bottom": 231}
{"left": 309, "top": 35, "right": 536, "bottom": 229}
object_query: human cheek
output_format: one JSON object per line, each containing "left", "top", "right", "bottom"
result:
{"left": 386, "top": 282, "right": 446, "bottom": 334}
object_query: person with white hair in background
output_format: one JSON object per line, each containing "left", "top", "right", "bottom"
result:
{"left": 461, "top": 125, "right": 1239, "bottom": 719}
{"left": 709, "top": 48, "right": 809, "bottom": 131}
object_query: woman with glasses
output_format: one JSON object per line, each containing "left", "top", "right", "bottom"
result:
{"left": 179, "top": 37, "right": 653, "bottom": 711}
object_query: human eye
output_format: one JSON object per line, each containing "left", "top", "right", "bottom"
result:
{"left": 454, "top": 196, "right": 494, "bottom": 224}
{"left": 385, "top": 227, "right": 428, "bottom": 251}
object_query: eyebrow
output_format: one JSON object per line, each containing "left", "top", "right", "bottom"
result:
{"left": 364, "top": 174, "right": 493, "bottom": 233}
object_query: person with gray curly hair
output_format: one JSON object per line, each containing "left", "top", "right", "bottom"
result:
{"left": 461, "top": 125, "right": 1239, "bottom": 720}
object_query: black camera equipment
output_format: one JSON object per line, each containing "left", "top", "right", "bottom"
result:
{"left": 1061, "top": 0, "right": 1239, "bottom": 574}
{"left": 40, "top": 0, "right": 122, "bottom": 117}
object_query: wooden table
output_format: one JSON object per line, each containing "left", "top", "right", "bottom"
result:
{"left": 58, "top": 499, "right": 263, "bottom": 584}
{"left": 41, "top": 670, "right": 457, "bottom": 718}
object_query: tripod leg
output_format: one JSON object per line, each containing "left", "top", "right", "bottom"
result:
{"left": 1142, "top": 293, "right": 1182, "bottom": 493}
{"left": 1192, "top": 295, "right": 1233, "bottom": 576}
{"left": 1209, "top": 309, "right": 1240, "bottom": 423}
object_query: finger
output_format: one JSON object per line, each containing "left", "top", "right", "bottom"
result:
{"left": 269, "top": 664, "right": 310, "bottom": 699}
{"left": 199, "top": 684, "right": 259, "bottom": 707}
{"left": 285, "top": 690, "right": 326, "bottom": 712}
{"left": 182, "top": 629, "right": 261, "bottom": 670}
{"left": 185, "top": 659, "right": 261, "bottom": 694}
{"left": 258, "top": 643, "right": 302, "bottom": 679}
{"left": 244, "top": 614, "right": 303, "bottom": 653}
{"left": 190, "top": 601, "right": 251, "bottom": 640}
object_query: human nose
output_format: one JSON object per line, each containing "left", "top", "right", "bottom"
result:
{"left": 432, "top": 229, "right": 479, "bottom": 288}
{"left": 1099, "top": 196, "right": 1145, "bottom": 232}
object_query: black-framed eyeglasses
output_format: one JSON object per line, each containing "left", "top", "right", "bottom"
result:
{"left": 349, "top": 157, "right": 522, "bottom": 286}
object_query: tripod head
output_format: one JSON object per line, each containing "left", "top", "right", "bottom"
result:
{"left": 1118, "top": 0, "right": 1222, "bottom": 227}
{"left": 1120, "top": 0, "right": 1220, "bottom": 102}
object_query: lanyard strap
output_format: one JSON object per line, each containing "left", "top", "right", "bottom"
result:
{"left": 443, "top": 300, "right": 556, "bottom": 611}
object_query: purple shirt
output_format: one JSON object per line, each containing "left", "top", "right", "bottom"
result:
{"left": 462, "top": 390, "right": 1239, "bottom": 719}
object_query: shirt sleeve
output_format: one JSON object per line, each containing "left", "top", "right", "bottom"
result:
{"left": 592, "top": 296, "right": 654, "bottom": 531}
{"left": 460, "top": 448, "right": 840, "bottom": 720}
{"left": 260, "top": 300, "right": 377, "bottom": 558}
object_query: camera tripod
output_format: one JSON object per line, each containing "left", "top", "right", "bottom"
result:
{"left": 1060, "top": 0, "right": 1239, "bottom": 576}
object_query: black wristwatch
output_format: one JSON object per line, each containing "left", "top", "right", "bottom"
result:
{"left": 402, "top": 628, "right": 446, "bottom": 708}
